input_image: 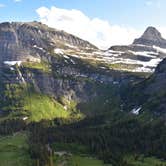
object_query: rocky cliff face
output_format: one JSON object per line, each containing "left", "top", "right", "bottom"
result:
{"left": 0, "top": 22, "right": 165, "bottom": 121}
{"left": 143, "top": 59, "right": 166, "bottom": 117}
{"left": 0, "top": 22, "right": 97, "bottom": 65}
{"left": 145, "top": 58, "right": 166, "bottom": 94}
{"left": 108, "top": 27, "right": 166, "bottom": 72}
{"left": 0, "top": 22, "right": 93, "bottom": 103}
{"left": 1, "top": 21, "right": 144, "bottom": 121}
{"left": 133, "top": 27, "right": 166, "bottom": 48}
{"left": 126, "top": 58, "right": 166, "bottom": 118}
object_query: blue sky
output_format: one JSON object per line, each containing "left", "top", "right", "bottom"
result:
{"left": 0, "top": 0, "right": 166, "bottom": 28}
{"left": 0, "top": 0, "right": 166, "bottom": 48}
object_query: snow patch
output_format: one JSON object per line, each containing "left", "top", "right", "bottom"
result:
{"left": 132, "top": 67, "right": 154, "bottom": 73}
{"left": 153, "top": 45, "right": 166, "bottom": 54}
{"left": 4, "top": 61, "right": 22, "bottom": 66}
{"left": 65, "top": 43, "right": 77, "bottom": 49}
{"left": 70, "top": 59, "right": 76, "bottom": 64}
{"left": 69, "top": 54, "right": 80, "bottom": 58}
{"left": 145, "top": 58, "right": 162, "bottom": 67}
{"left": 63, "top": 55, "right": 70, "bottom": 59}
{"left": 112, "top": 57, "right": 162, "bottom": 68}
{"left": 131, "top": 107, "right": 142, "bottom": 115}
{"left": 10, "top": 67, "right": 15, "bottom": 71}
{"left": 128, "top": 50, "right": 158, "bottom": 58}
{"left": 23, "top": 117, "right": 28, "bottom": 121}
{"left": 132, "top": 44, "right": 152, "bottom": 48}
{"left": 54, "top": 48, "right": 64, "bottom": 54}
{"left": 33, "top": 45, "right": 45, "bottom": 52}
{"left": 108, "top": 50, "right": 124, "bottom": 55}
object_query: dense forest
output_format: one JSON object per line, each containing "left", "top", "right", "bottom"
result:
{"left": 25, "top": 115, "right": 166, "bottom": 166}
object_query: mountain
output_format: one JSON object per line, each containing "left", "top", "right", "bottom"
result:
{"left": 107, "top": 27, "right": 166, "bottom": 72}
{"left": 0, "top": 21, "right": 100, "bottom": 121}
{"left": 0, "top": 21, "right": 143, "bottom": 122}
{"left": 139, "top": 58, "right": 166, "bottom": 117}
{"left": 0, "top": 22, "right": 166, "bottom": 122}
{"left": 133, "top": 26, "right": 166, "bottom": 48}
{"left": 0, "top": 21, "right": 97, "bottom": 65}
{"left": 0, "top": 21, "right": 166, "bottom": 166}
{"left": 1, "top": 22, "right": 166, "bottom": 122}
{"left": 123, "top": 58, "right": 166, "bottom": 119}
{"left": 47, "top": 26, "right": 166, "bottom": 74}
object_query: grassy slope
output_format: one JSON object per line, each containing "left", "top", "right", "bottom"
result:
{"left": 53, "top": 143, "right": 112, "bottom": 166}
{"left": 54, "top": 154, "right": 112, "bottom": 166}
{"left": 52, "top": 143, "right": 166, "bottom": 166}
{"left": 22, "top": 61, "right": 51, "bottom": 73}
{"left": 23, "top": 93, "right": 71, "bottom": 122}
{"left": 0, "top": 132, "right": 32, "bottom": 166}
{"left": 0, "top": 60, "right": 84, "bottom": 122}
{"left": 54, "top": 152, "right": 166, "bottom": 166}
{"left": 69, "top": 155, "right": 112, "bottom": 166}
{"left": 1, "top": 90, "right": 73, "bottom": 122}
{"left": 1, "top": 82, "right": 83, "bottom": 122}
{"left": 125, "top": 155, "right": 166, "bottom": 166}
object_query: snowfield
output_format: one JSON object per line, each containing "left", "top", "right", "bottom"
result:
{"left": 153, "top": 45, "right": 166, "bottom": 54}
{"left": 4, "top": 61, "right": 22, "bottom": 66}
{"left": 128, "top": 50, "right": 158, "bottom": 58}
{"left": 54, "top": 48, "right": 64, "bottom": 54}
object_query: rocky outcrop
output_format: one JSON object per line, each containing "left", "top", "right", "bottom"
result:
{"left": 129, "top": 58, "right": 166, "bottom": 118}
{"left": 0, "top": 22, "right": 137, "bottom": 110}
{"left": 0, "top": 21, "right": 97, "bottom": 66}
{"left": 108, "top": 27, "right": 166, "bottom": 72}
{"left": 145, "top": 58, "right": 166, "bottom": 95}
{"left": 0, "top": 21, "right": 165, "bottom": 120}
{"left": 133, "top": 26, "right": 166, "bottom": 48}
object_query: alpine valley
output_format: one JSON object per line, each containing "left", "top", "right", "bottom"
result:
{"left": 0, "top": 22, "right": 165, "bottom": 166}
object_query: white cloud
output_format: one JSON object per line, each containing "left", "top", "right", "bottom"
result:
{"left": 145, "top": 1, "right": 153, "bottom": 6}
{"left": 14, "top": 0, "right": 22, "bottom": 2}
{"left": 158, "top": 27, "right": 166, "bottom": 38}
{"left": 145, "top": 0, "right": 163, "bottom": 8}
{"left": 36, "top": 6, "right": 141, "bottom": 49}
{"left": 157, "top": 1, "right": 161, "bottom": 8}
{"left": 0, "top": 3, "right": 5, "bottom": 8}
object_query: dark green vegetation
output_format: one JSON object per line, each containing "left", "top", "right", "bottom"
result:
{"left": 122, "top": 58, "right": 166, "bottom": 119}
{"left": 0, "top": 83, "right": 78, "bottom": 122}
{"left": 0, "top": 22, "right": 166, "bottom": 166}
{"left": 22, "top": 61, "right": 51, "bottom": 73}
{"left": 26, "top": 115, "right": 166, "bottom": 166}
{"left": 124, "top": 155, "right": 166, "bottom": 166}
{"left": 54, "top": 154, "right": 112, "bottom": 166}
{"left": 0, "top": 132, "right": 32, "bottom": 166}
{"left": 0, "top": 59, "right": 166, "bottom": 166}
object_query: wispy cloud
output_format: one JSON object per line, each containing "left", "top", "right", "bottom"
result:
{"left": 145, "top": 1, "right": 153, "bottom": 6}
{"left": 157, "top": 1, "right": 161, "bottom": 8}
{"left": 36, "top": 6, "right": 141, "bottom": 49}
{"left": 158, "top": 27, "right": 166, "bottom": 39}
{"left": 145, "top": 0, "right": 162, "bottom": 8}
{"left": 0, "top": 3, "right": 5, "bottom": 8}
{"left": 14, "top": 0, "right": 22, "bottom": 2}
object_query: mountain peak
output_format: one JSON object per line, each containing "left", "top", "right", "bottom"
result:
{"left": 133, "top": 26, "right": 166, "bottom": 48}
{"left": 141, "top": 26, "right": 162, "bottom": 41}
